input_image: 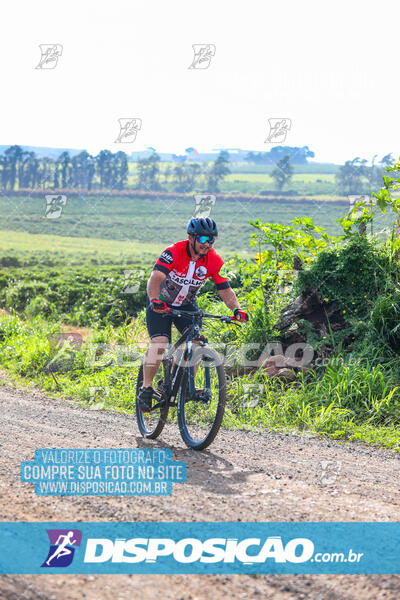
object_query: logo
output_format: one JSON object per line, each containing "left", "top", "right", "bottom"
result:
{"left": 188, "top": 44, "right": 216, "bottom": 70}
{"left": 159, "top": 250, "right": 173, "bottom": 265}
{"left": 320, "top": 460, "right": 342, "bottom": 486}
{"left": 195, "top": 266, "right": 207, "bottom": 280}
{"left": 42, "top": 529, "right": 82, "bottom": 567}
{"left": 115, "top": 118, "right": 142, "bottom": 143}
{"left": 83, "top": 536, "right": 314, "bottom": 564}
{"left": 44, "top": 195, "right": 67, "bottom": 219}
{"left": 48, "top": 332, "right": 83, "bottom": 349}
{"left": 88, "top": 386, "right": 110, "bottom": 410}
{"left": 36, "top": 44, "right": 63, "bottom": 69}
{"left": 265, "top": 118, "right": 291, "bottom": 144}
{"left": 243, "top": 383, "right": 264, "bottom": 409}
{"left": 194, "top": 194, "right": 216, "bottom": 218}
{"left": 45, "top": 332, "right": 82, "bottom": 375}
{"left": 122, "top": 268, "right": 145, "bottom": 294}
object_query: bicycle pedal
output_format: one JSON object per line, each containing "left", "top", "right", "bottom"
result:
{"left": 192, "top": 389, "right": 211, "bottom": 403}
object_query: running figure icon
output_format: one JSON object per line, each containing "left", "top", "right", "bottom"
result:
{"left": 41, "top": 529, "right": 82, "bottom": 568}
{"left": 46, "top": 531, "right": 77, "bottom": 565}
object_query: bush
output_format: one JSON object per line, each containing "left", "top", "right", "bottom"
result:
{"left": 25, "top": 295, "right": 54, "bottom": 319}
{"left": 5, "top": 280, "right": 51, "bottom": 312}
{"left": 296, "top": 235, "right": 394, "bottom": 321}
{"left": 370, "top": 289, "right": 400, "bottom": 353}
{"left": 0, "top": 256, "right": 21, "bottom": 267}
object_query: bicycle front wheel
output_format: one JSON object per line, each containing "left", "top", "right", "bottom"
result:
{"left": 177, "top": 346, "right": 226, "bottom": 450}
{"left": 135, "top": 361, "right": 169, "bottom": 439}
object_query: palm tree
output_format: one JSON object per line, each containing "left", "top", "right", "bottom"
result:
{"left": 113, "top": 151, "right": 129, "bottom": 190}
{"left": 96, "top": 150, "right": 113, "bottom": 189}
{"left": 57, "top": 151, "right": 71, "bottom": 189}
{"left": 4, "top": 145, "right": 23, "bottom": 190}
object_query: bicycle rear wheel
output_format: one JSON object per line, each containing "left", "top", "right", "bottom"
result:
{"left": 177, "top": 346, "right": 226, "bottom": 450}
{"left": 135, "top": 361, "right": 169, "bottom": 439}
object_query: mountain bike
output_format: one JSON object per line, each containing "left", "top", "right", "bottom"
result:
{"left": 135, "top": 308, "right": 241, "bottom": 450}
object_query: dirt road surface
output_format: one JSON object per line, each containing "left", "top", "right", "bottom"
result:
{"left": 0, "top": 381, "right": 400, "bottom": 599}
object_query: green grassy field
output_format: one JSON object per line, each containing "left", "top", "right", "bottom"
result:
{"left": 127, "top": 162, "right": 340, "bottom": 195}
{"left": 0, "top": 230, "right": 162, "bottom": 266}
{"left": 227, "top": 161, "right": 340, "bottom": 174}
{"left": 220, "top": 173, "right": 336, "bottom": 195}
{"left": 1, "top": 194, "right": 395, "bottom": 264}
{"left": 223, "top": 173, "right": 336, "bottom": 183}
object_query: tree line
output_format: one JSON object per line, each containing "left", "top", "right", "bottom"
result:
{"left": 245, "top": 146, "right": 314, "bottom": 164}
{"left": 0, "top": 145, "right": 231, "bottom": 193}
{"left": 271, "top": 153, "right": 397, "bottom": 193}
{"left": 0, "top": 144, "right": 395, "bottom": 195}
{"left": 136, "top": 151, "right": 231, "bottom": 192}
{"left": 0, "top": 146, "right": 129, "bottom": 191}
{"left": 335, "top": 154, "right": 395, "bottom": 195}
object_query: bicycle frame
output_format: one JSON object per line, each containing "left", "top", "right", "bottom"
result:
{"left": 150, "top": 308, "right": 236, "bottom": 411}
{"left": 161, "top": 314, "right": 206, "bottom": 408}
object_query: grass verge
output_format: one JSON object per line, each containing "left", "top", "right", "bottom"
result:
{"left": 0, "top": 312, "right": 399, "bottom": 452}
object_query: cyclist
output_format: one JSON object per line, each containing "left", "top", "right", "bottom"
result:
{"left": 137, "top": 217, "right": 249, "bottom": 412}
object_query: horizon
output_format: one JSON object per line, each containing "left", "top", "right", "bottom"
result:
{"left": 0, "top": 143, "right": 391, "bottom": 167}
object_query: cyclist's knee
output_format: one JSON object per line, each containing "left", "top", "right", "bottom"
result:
{"left": 149, "top": 335, "right": 169, "bottom": 350}
{"left": 146, "top": 336, "right": 169, "bottom": 364}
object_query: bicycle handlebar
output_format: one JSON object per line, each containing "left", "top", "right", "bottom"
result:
{"left": 159, "top": 307, "right": 242, "bottom": 324}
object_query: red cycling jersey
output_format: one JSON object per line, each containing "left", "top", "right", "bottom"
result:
{"left": 153, "top": 240, "right": 230, "bottom": 306}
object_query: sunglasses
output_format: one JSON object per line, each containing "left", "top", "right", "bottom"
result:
{"left": 197, "top": 235, "right": 215, "bottom": 245}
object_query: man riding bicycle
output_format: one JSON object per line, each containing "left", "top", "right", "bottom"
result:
{"left": 137, "top": 217, "right": 249, "bottom": 412}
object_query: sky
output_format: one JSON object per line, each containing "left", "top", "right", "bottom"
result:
{"left": 0, "top": 0, "right": 398, "bottom": 164}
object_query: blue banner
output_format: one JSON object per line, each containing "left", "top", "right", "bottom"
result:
{"left": 0, "top": 522, "right": 399, "bottom": 574}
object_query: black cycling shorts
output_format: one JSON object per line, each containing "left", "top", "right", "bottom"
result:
{"left": 145, "top": 297, "right": 202, "bottom": 342}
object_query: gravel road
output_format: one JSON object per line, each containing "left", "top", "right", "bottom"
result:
{"left": 0, "top": 380, "right": 399, "bottom": 599}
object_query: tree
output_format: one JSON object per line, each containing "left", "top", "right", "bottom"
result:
{"left": 271, "top": 155, "right": 294, "bottom": 191}
{"left": 163, "top": 165, "right": 172, "bottom": 188}
{"left": 373, "top": 155, "right": 400, "bottom": 238}
{"left": 205, "top": 151, "right": 230, "bottom": 193}
{"left": 18, "top": 151, "right": 39, "bottom": 188}
{"left": 136, "top": 153, "right": 161, "bottom": 190}
{"left": 172, "top": 162, "right": 202, "bottom": 192}
{"left": 245, "top": 146, "right": 314, "bottom": 165}
{"left": 0, "top": 154, "right": 10, "bottom": 189}
{"left": 113, "top": 151, "right": 129, "bottom": 190}
{"left": 95, "top": 150, "right": 113, "bottom": 189}
{"left": 4, "top": 145, "right": 23, "bottom": 190}
{"left": 381, "top": 153, "right": 394, "bottom": 167}
{"left": 37, "top": 156, "right": 54, "bottom": 189}
{"left": 70, "top": 151, "right": 95, "bottom": 190}
{"left": 172, "top": 164, "right": 185, "bottom": 191}
{"left": 56, "top": 152, "right": 71, "bottom": 189}
{"left": 335, "top": 158, "right": 366, "bottom": 195}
